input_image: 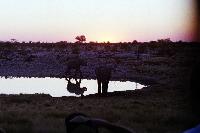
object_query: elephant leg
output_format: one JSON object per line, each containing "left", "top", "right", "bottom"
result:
{"left": 65, "top": 69, "right": 69, "bottom": 78}
{"left": 79, "top": 70, "right": 83, "bottom": 78}
{"left": 75, "top": 69, "right": 82, "bottom": 79}
{"left": 66, "top": 69, "right": 73, "bottom": 79}
{"left": 97, "top": 79, "right": 102, "bottom": 94}
{"left": 102, "top": 81, "right": 109, "bottom": 94}
{"left": 74, "top": 69, "right": 77, "bottom": 78}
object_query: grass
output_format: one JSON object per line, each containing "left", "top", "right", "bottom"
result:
{"left": 0, "top": 84, "right": 199, "bottom": 133}
{"left": 0, "top": 112, "right": 33, "bottom": 133}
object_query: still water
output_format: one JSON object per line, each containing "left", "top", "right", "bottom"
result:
{"left": 0, "top": 77, "right": 146, "bottom": 97}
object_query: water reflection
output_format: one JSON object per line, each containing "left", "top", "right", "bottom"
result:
{"left": 0, "top": 77, "right": 146, "bottom": 97}
{"left": 66, "top": 78, "right": 87, "bottom": 96}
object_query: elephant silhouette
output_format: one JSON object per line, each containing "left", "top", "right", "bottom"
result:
{"left": 65, "top": 58, "right": 87, "bottom": 78}
{"left": 95, "top": 66, "right": 112, "bottom": 94}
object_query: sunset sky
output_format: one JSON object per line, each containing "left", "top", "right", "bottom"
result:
{"left": 0, "top": 0, "right": 196, "bottom": 42}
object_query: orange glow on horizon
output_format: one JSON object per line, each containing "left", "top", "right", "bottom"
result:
{"left": 97, "top": 37, "right": 115, "bottom": 43}
{"left": 89, "top": 33, "right": 119, "bottom": 43}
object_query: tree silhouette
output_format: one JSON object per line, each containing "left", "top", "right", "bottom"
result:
{"left": 10, "top": 39, "right": 17, "bottom": 43}
{"left": 75, "top": 35, "right": 86, "bottom": 43}
{"left": 132, "top": 40, "right": 138, "bottom": 44}
{"left": 157, "top": 38, "right": 172, "bottom": 43}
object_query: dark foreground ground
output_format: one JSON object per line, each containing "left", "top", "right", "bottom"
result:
{"left": 0, "top": 42, "right": 200, "bottom": 133}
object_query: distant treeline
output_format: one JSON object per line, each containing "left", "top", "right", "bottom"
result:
{"left": 0, "top": 39, "right": 199, "bottom": 59}
{"left": 0, "top": 38, "right": 199, "bottom": 47}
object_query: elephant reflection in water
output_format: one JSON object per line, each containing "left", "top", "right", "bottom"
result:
{"left": 66, "top": 78, "right": 87, "bottom": 96}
